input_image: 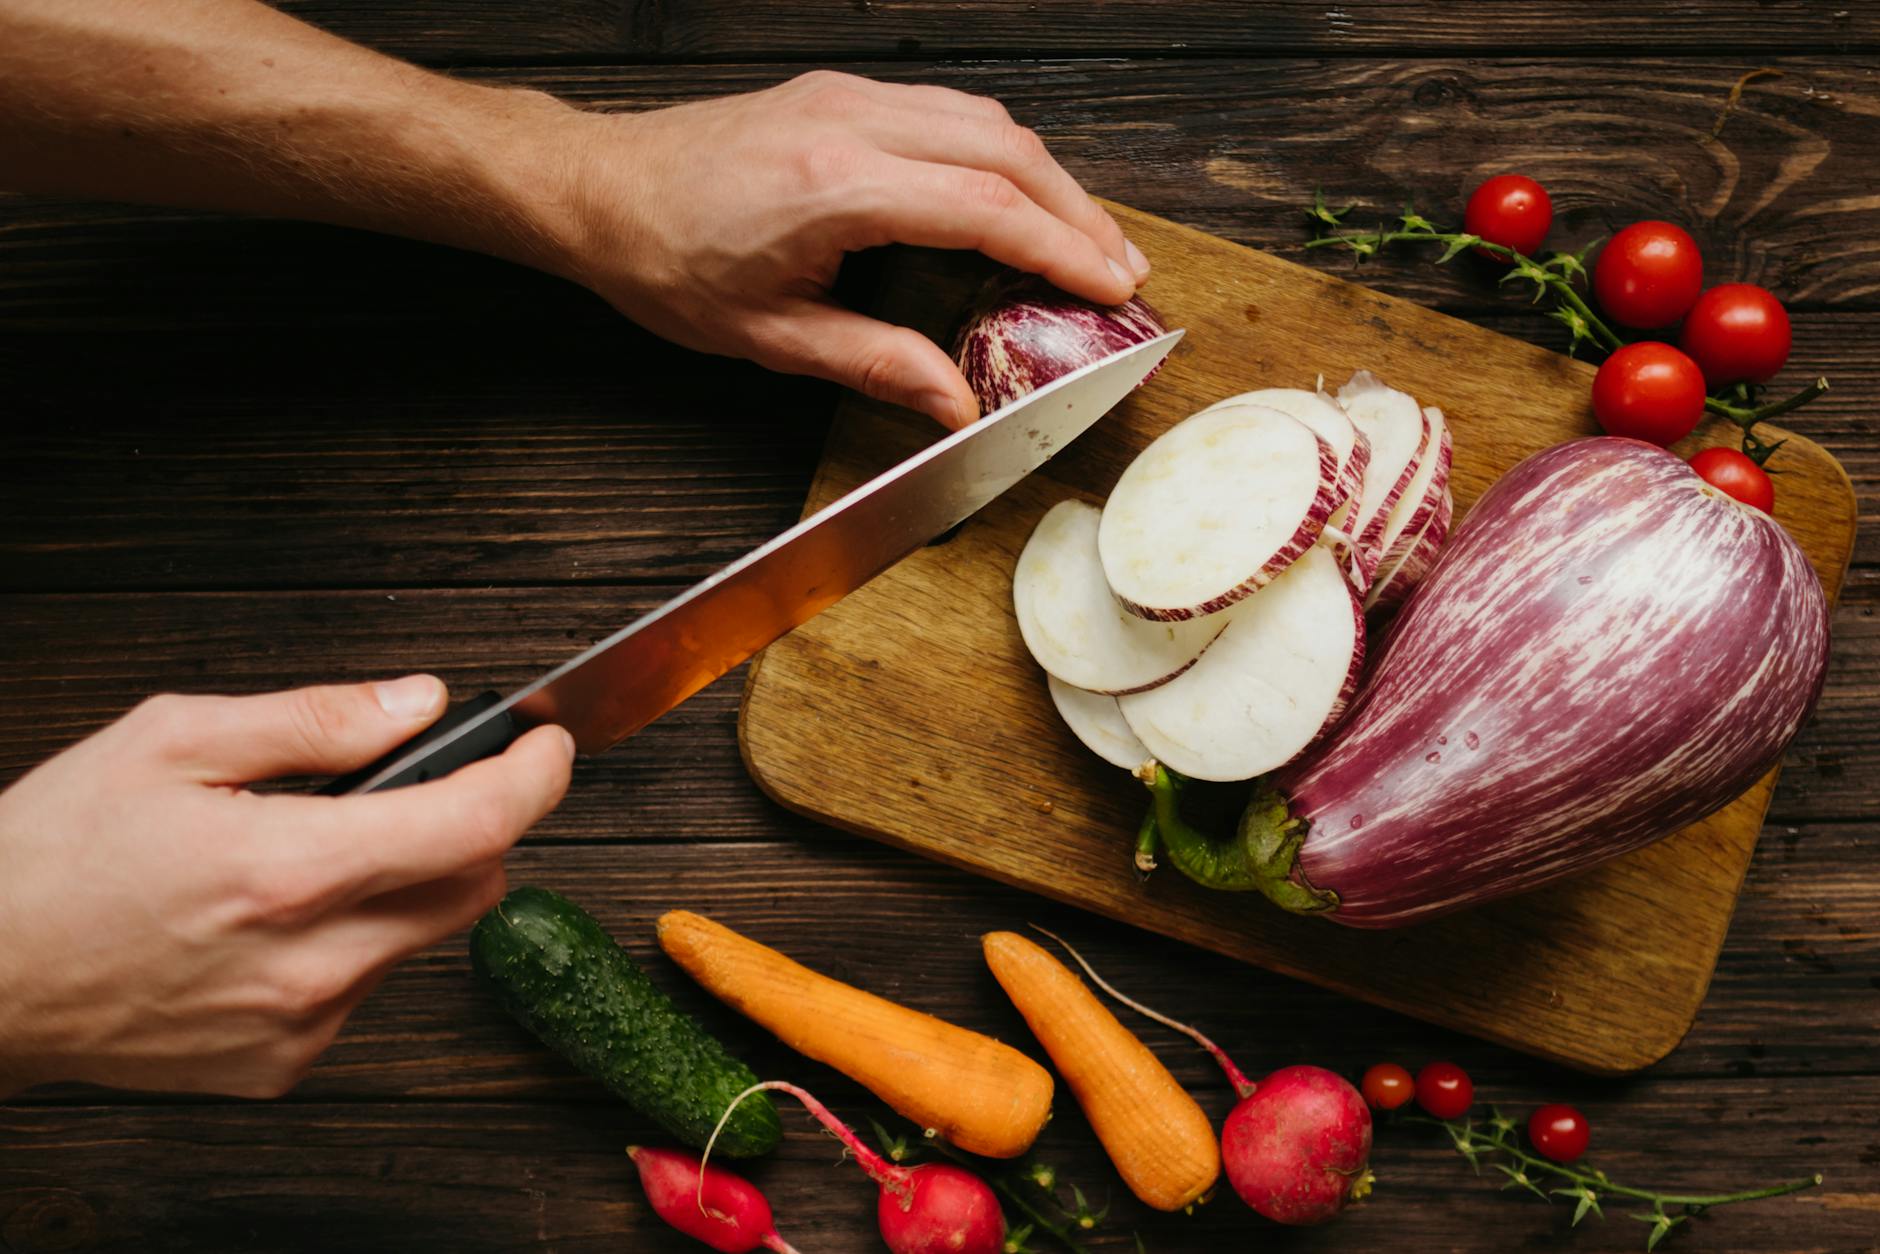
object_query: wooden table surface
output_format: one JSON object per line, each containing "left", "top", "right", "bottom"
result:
{"left": 2, "top": 5, "right": 1876, "bottom": 1252}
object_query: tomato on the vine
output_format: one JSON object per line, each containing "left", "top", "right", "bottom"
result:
{"left": 1464, "top": 174, "right": 1553, "bottom": 259}
{"left": 1414, "top": 1061, "right": 1474, "bottom": 1119}
{"left": 1528, "top": 1104, "right": 1591, "bottom": 1164}
{"left": 1361, "top": 1062, "right": 1416, "bottom": 1111}
{"left": 1689, "top": 446, "right": 1775, "bottom": 513}
{"left": 1592, "top": 342, "right": 1707, "bottom": 445}
{"left": 1593, "top": 220, "right": 1704, "bottom": 329}
{"left": 1679, "top": 283, "right": 1792, "bottom": 385}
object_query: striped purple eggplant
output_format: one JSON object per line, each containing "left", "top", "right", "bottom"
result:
{"left": 953, "top": 272, "right": 1167, "bottom": 414}
{"left": 1152, "top": 437, "right": 1830, "bottom": 927}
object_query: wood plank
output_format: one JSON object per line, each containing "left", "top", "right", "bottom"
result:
{"left": 5, "top": 57, "right": 1880, "bottom": 332}
{"left": 0, "top": 323, "right": 828, "bottom": 592}
{"left": 2, "top": 1081, "right": 1871, "bottom": 1252}
{"left": 0, "top": 309, "right": 1871, "bottom": 593}
{"left": 740, "top": 205, "right": 1860, "bottom": 1074}
{"left": 264, "top": 1, "right": 1880, "bottom": 61}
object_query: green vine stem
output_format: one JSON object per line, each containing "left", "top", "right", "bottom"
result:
{"left": 1407, "top": 1111, "right": 1821, "bottom": 1249}
{"left": 1304, "top": 191, "right": 1829, "bottom": 467}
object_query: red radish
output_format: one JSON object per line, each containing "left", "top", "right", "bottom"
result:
{"left": 1039, "top": 929, "right": 1373, "bottom": 1226}
{"left": 1187, "top": 438, "right": 1830, "bottom": 926}
{"left": 706, "top": 1081, "right": 1004, "bottom": 1254}
{"left": 1337, "top": 372, "right": 1431, "bottom": 588}
{"left": 1048, "top": 674, "right": 1151, "bottom": 770}
{"left": 1118, "top": 545, "right": 1364, "bottom": 781}
{"left": 627, "top": 1145, "right": 801, "bottom": 1254}
{"left": 1098, "top": 405, "right": 1340, "bottom": 620}
{"left": 953, "top": 272, "right": 1167, "bottom": 415}
{"left": 1015, "top": 500, "right": 1225, "bottom": 694}
{"left": 1200, "top": 387, "right": 1373, "bottom": 554}
{"left": 1222, "top": 1066, "right": 1375, "bottom": 1225}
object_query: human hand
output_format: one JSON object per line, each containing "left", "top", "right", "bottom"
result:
{"left": 541, "top": 71, "right": 1150, "bottom": 430}
{"left": 0, "top": 676, "right": 573, "bottom": 1099}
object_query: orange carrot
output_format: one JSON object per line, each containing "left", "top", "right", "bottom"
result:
{"left": 982, "top": 930, "right": 1220, "bottom": 1211}
{"left": 656, "top": 911, "right": 1053, "bottom": 1159}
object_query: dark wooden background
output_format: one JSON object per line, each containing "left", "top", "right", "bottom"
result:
{"left": 2, "top": 4, "right": 1877, "bottom": 1251}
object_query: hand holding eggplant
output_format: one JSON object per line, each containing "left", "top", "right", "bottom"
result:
{"left": 554, "top": 72, "right": 1149, "bottom": 431}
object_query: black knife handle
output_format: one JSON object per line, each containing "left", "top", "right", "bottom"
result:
{"left": 317, "top": 690, "right": 516, "bottom": 795}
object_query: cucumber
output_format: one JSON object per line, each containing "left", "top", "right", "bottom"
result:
{"left": 470, "top": 886, "right": 780, "bottom": 1157}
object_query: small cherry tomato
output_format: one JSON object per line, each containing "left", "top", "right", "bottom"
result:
{"left": 1592, "top": 342, "right": 1707, "bottom": 445}
{"left": 1593, "top": 220, "right": 1704, "bottom": 328}
{"left": 1689, "top": 446, "right": 1775, "bottom": 513}
{"left": 1464, "top": 174, "right": 1554, "bottom": 259}
{"left": 1361, "top": 1062, "right": 1416, "bottom": 1111}
{"left": 1528, "top": 1103, "right": 1591, "bottom": 1164}
{"left": 1679, "top": 283, "right": 1792, "bottom": 385}
{"left": 1415, "top": 1061, "right": 1474, "bottom": 1120}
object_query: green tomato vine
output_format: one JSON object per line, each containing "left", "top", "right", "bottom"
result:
{"left": 1304, "top": 191, "right": 1828, "bottom": 468}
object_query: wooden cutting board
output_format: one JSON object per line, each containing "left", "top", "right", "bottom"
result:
{"left": 739, "top": 203, "right": 1856, "bottom": 1074}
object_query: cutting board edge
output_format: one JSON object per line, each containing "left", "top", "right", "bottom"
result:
{"left": 737, "top": 673, "right": 1757, "bottom": 1075}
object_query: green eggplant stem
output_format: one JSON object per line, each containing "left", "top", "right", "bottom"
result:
{"left": 1138, "top": 765, "right": 1339, "bottom": 914}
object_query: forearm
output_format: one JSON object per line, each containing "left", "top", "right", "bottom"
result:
{"left": 0, "top": 0, "right": 586, "bottom": 276}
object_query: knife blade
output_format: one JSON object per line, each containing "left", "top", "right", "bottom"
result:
{"left": 324, "top": 327, "right": 1183, "bottom": 795}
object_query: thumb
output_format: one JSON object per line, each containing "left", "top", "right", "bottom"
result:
{"left": 751, "top": 301, "right": 981, "bottom": 430}
{"left": 164, "top": 675, "right": 449, "bottom": 784}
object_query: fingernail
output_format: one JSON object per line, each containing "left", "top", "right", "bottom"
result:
{"left": 557, "top": 727, "right": 577, "bottom": 760}
{"left": 1106, "top": 255, "right": 1135, "bottom": 292}
{"left": 375, "top": 674, "right": 443, "bottom": 721}
{"left": 1125, "top": 238, "right": 1151, "bottom": 281}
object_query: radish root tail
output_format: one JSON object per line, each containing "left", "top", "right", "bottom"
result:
{"left": 1030, "top": 924, "right": 1258, "bottom": 1099}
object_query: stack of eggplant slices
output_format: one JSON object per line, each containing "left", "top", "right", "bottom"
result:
{"left": 1016, "top": 374, "right": 1453, "bottom": 784}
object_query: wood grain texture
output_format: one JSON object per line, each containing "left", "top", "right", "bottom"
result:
{"left": 265, "top": 0, "right": 1880, "bottom": 61}
{"left": 740, "top": 204, "right": 1859, "bottom": 1075}
{"left": 1, "top": 10, "right": 1876, "bottom": 1251}
{"left": 5, "top": 57, "right": 1880, "bottom": 331}
{"left": 5, "top": 1078, "right": 1873, "bottom": 1254}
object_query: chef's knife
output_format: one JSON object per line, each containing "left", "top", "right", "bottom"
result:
{"left": 323, "top": 328, "right": 1184, "bottom": 795}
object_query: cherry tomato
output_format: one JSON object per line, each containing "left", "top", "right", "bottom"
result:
{"left": 1360, "top": 1063, "right": 1416, "bottom": 1111}
{"left": 1528, "top": 1104, "right": 1591, "bottom": 1164}
{"left": 1679, "top": 283, "right": 1792, "bottom": 385}
{"left": 1689, "top": 446, "right": 1775, "bottom": 513}
{"left": 1593, "top": 220, "right": 1704, "bottom": 328}
{"left": 1464, "top": 174, "right": 1553, "bottom": 259}
{"left": 1414, "top": 1061, "right": 1474, "bottom": 1120}
{"left": 1591, "top": 342, "right": 1707, "bottom": 445}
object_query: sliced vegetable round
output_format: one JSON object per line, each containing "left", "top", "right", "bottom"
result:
{"left": 1528, "top": 1103, "right": 1591, "bottom": 1164}
{"left": 1098, "top": 405, "right": 1337, "bottom": 620}
{"left": 1689, "top": 446, "right": 1775, "bottom": 513}
{"left": 1047, "top": 675, "right": 1152, "bottom": 771}
{"left": 1463, "top": 174, "right": 1553, "bottom": 258}
{"left": 1360, "top": 1062, "right": 1415, "bottom": 1111}
{"left": 1591, "top": 342, "right": 1706, "bottom": 446}
{"left": 1118, "top": 545, "right": 1362, "bottom": 782}
{"left": 1593, "top": 220, "right": 1704, "bottom": 329}
{"left": 1337, "top": 371, "right": 1431, "bottom": 587}
{"left": 1199, "top": 387, "right": 1371, "bottom": 543}
{"left": 1679, "top": 283, "right": 1792, "bottom": 386}
{"left": 1015, "top": 500, "right": 1223, "bottom": 694}
{"left": 1414, "top": 1061, "right": 1473, "bottom": 1120}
